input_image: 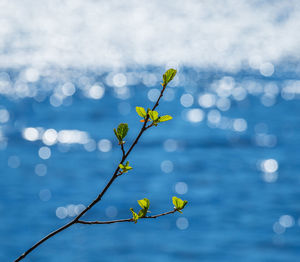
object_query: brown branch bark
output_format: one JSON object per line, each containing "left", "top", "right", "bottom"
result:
{"left": 15, "top": 82, "right": 168, "bottom": 262}
{"left": 120, "top": 143, "right": 126, "bottom": 158}
{"left": 77, "top": 209, "right": 177, "bottom": 224}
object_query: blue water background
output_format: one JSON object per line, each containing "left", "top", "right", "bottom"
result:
{"left": 1, "top": 67, "right": 300, "bottom": 262}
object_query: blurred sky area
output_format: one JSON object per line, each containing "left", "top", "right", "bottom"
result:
{"left": 1, "top": 1, "right": 300, "bottom": 262}
{"left": 0, "top": 0, "right": 300, "bottom": 71}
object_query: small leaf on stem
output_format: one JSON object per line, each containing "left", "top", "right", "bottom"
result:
{"left": 114, "top": 123, "right": 129, "bottom": 143}
{"left": 149, "top": 110, "right": 159, "bottom": 121}
{"left": 113, "top": 128, "right": 120, "bottom": 141}
{"left": 172, "top": 196, "right": 188, "bottom": 213}
{"left": 119, "top": 161, "right": 133, "bottom": 173}
{"left": 137, "top": 198, "right": 150, "bottom": 210}
{"left": 158, "top": 115, "right": 172, "bottom": 122}
{"left": 163, "top": 69, "right": 177, "bottom": 86}
{"left": 136, "top": 107, "right": 147, "bottom": 118}
{"left": 137, "top": 198, "right": 150, "bottom": 218}
{"left": 117, "top": 123, "right": 128, "bottom": 140}
{"left": 130, "top": 208, "right": 139, "bottom": 223}
{"left": 138, "top": 209, "right": 147, "bottom": 218}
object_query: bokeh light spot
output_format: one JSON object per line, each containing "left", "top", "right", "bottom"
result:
{"left": 56, "top": 207, "right": 68, "bottom": 219}
{"left": 198, "top": 93, "right": 216, "bottom": 108}
{"left": 186, "top": 108, "right": 204, "bottom": 123}
{"left": 262, "top": 172, "right": 278, "bottom": 183}
{"left": 89, "top": 85, "right": 105, "bottom": 99}
{"left": 175, "top": 182, "right": 188, "bottom": 195}
{"left": 147, "top": 89, "right": 160, "bottom": 102}
{"left": 207, "top": 110, "right": 221, "bottom": 125}
{"left": 24, "top": 68, "right": 40, "bottom": 82}
{"left": 260, "top": 62, "right": 274, "bottom": 77}
{"left": 39, "top": 189, "right": 52, "bottom": 201}
{"left": 0, "top": 109, "right": 10, "bottom": 123}
{"left": 35, "top": 163, "right": 47, "bottom": 176}
{"left": 279, "top": 215, "right": 294, "bottom": 228}
{"left": 161, "top": 160, "right": 174, "bottom": 173}
{"left": 216, "top": 98, "right": 231, "bottom": 111}
{"left": 180, "top": 93, "right": 194, "bottom": 108}
{"left": 176, "top": 217, "right": 189, "bottom": 230}
{"left": 261, "top": 159, "right": 278, "bottom": 173}
{"left": 42, "top": 129, "right": 58, "bottom": 146}
{"left": 8, "top": 156, "right": 20, "bottom": 168}
{"left": 163, "top": 139, "right": 178, "bottom": 152}
{"left": 233, "top": 118, "right": 247, "bottom": 132}
{"left": 273, "top": 222, "right": 285, "bottom": 234}
{"left": 98, "top": 139, "right": 112, "bottom": 152}
{"left": 113, "top": 73, "right": 127, "bottom": 87}
{"left": 23, "top": 127, "right": 39, "bottom": 141}
{"left": 38, "top": 146, "right": 51, "bottom": 160}
{"left": 84, "top": 139, "right": 97, "bottom": 152}
{"left": 62, "top": 82, "right": 76, "bottom": 96}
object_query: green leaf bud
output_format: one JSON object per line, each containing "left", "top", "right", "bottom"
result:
{"left": 136, "top": 107, "right": 147, "bottom": 118}
{"left": 163, "top": 69, "right": 177, "bottom": 86}
{"left": 172, "top": 196, "right": 188, "bottom": 213}
{"left": 137, "top": 198, "right": 150, "bottom": 210}
{"left": 130, "top": 208, "right": 139, "bottom": 223}
{"left": 149, "top": 110, "right": 159, "bottom": 121}
{"left": 158, "top": 115, "right": 172, "bottom": 122}
{"left": 117, "top": 123, "right": 129, "bottom": 141}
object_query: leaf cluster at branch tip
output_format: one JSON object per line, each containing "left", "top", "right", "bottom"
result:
{"left": 114, "top": 123, "right": 129, "bottom": 144}
{"left": 130, "top": 198, "right": 150, "bottom": 223}
{"left": 172, "top": 196, "right": 188, "bottom": 214}
{"left": 119, "top": 161, "right": 132, "bottom": 173}
{"left": 137, "top": 198, "right": 150, "bottom": 218}
{"left": 130, "top": 208, "right": 139, "bottom": 224}
{"left": 163, "top": 68, "right": 177, "bottom": 86}
{"left": 136, "top": 107, "right": 147, "bottom": 118}
{"left": 136, "top": 107, "right": 172, "bottom": 126}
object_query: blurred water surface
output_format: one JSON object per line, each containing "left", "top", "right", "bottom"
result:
{"left": 1, "top": 67, "right": 300, "bottom": 262}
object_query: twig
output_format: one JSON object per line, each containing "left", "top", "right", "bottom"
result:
{"left": 145, "top": 123, "right": 154, "bottom": 130}
{"left": 15, "top": 82, "right": 168, "bottom": 262}
{"left": 120, "top": 143, "right": 126, "bottom": 158}
{"left": 77, "top": 209, "right": 177, "bottom": 225}
{"left": 151, "top": 84, "right": 166, "bottom": 111}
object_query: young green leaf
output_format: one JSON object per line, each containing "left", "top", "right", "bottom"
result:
{"left": 125, "top": 161, "right": 132, "bottom": 170}
{"left": 172, "top": 196, "right": 188, "bottom": 213}
{"left": 117, "top": 123, "right": 129, "bottom": 140}
{"left": 158, "top": 115, "right": 172, "bottom": 122}
{"left": 163, "top": 68, "right": 177, "bottom": 86}
{"left": 172, "top": 196, "right": 180, "bottom": 209}
{"left": 148, "top": 110, "right": 159, "bottom": 121}
{"left": 125, "top": 166, "right": 133, "bottom": 172}
{"left": 138, "top": 209, "right": 147, "bottom": 218}
{"left": 113, "top": 128, "right": 121, "bottom": 141}
{"left": 136, "top": 107, "right": 147, "bottom": 118}
{"left": 130, "top": 208, "right": 139, "bottom": 223}
{"left": 137, "top": 198, "right": 150, "bottom": 210}
{"left": 137, "top": 198, "right": 150, "bottom": 218}
{"left": 119, "top": 161, "right": 133, "bottom": 173}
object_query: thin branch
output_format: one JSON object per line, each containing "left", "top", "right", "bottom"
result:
{"left": 77, "top": 209, "right": 177, "bottom": 224}
{"left": 15, "top": 81, "right": 169, "bottom": 262}
{"left": 152, "top": 84, "right": 166, "bottom": 111}
{"left": 120, "top": 143, "right": 126, "bottom": 158}
{"left": 78, "top": 218, "right": 133, "bottom": 224}
{"left": 145, "top": 123, "right": 154, "bottom": 130}
{"left": 146, "top": 209, "right": 177, "bottom": 218}
{"left": 116, "top": 171, "right": 123, "bottom": 177}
